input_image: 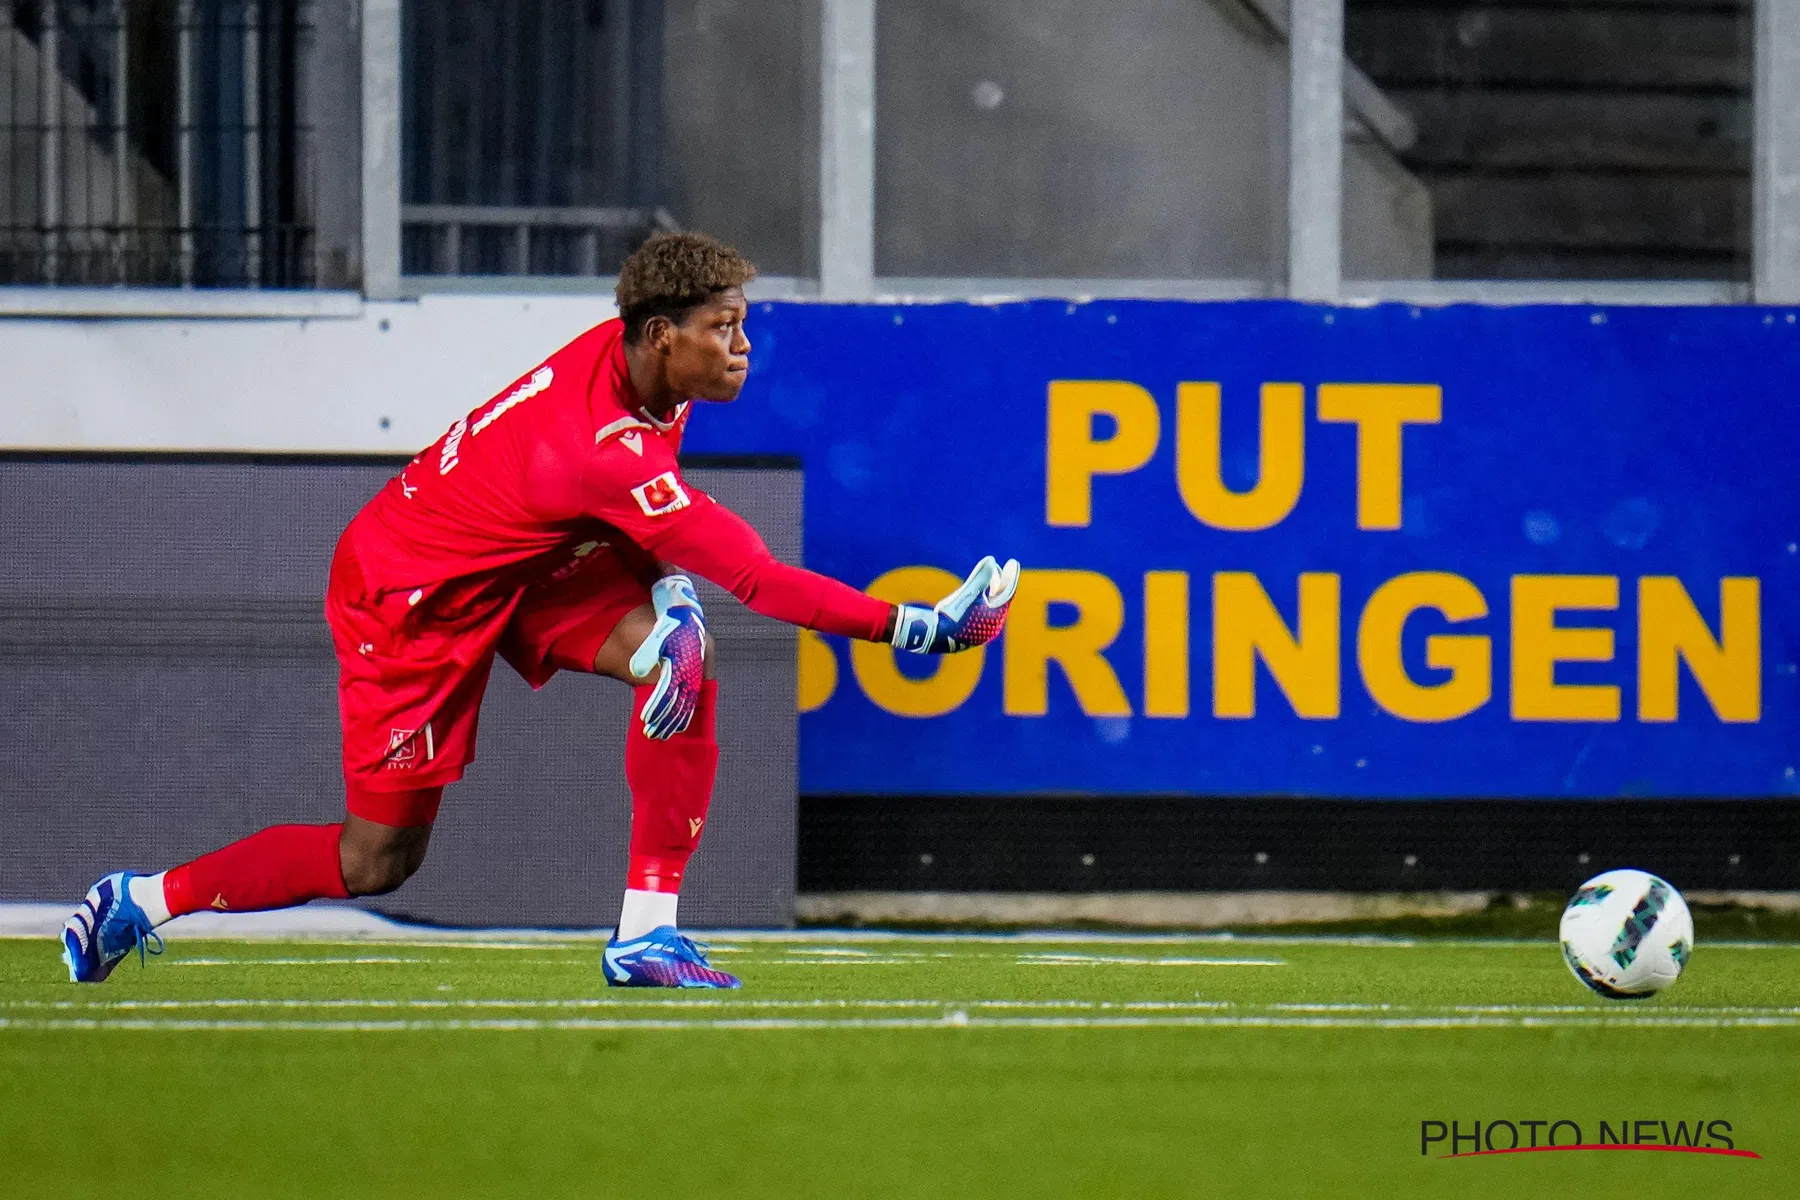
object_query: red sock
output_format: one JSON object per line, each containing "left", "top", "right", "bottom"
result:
{"left": 625, "top": 680, "right": 720, "bottom": 893}
{"left": 163, "top": 823, "right": 351, "bottom": 917}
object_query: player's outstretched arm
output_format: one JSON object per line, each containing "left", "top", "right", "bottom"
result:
{"left": 889, "top": 556, "right": 1020, "bottom": 654}
{"left": 580, "top": 438, "right": 1017, "bottom": 647}
{"left": 648, "top": 500, "right": 890, "bottom": 640}
{"left": 643, "top": 494, "right": 1020, "bottom": 649}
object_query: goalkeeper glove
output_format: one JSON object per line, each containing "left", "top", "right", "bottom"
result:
{"left": 629, "top": 574, "right": 708, "bottom": 739}
{"left": 891, "top": 556, "right": 1021, "bottom": 654}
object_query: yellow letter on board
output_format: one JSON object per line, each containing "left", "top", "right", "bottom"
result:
{"left": 1510, "top": 575, "right": 1620, "bottom": 722}
{"left": 1176, "top": 383, "right": 1305, "bottom": 531}
{"left": 1638, "top": 576, "right": 1761, "bottom": 722}
{"left": 798, "top": 628, "right": 839, "bottom": 713}
{"left": 1143, "top": 571, "right": 1190, "bottom": 718}
{"left": 1316, "top": 384, "right": 1442, "bottom": 531}
{"left": 1045, "top": 381, "right": 1161, "bottom": 527}
{"left": 850, "top": 566, "right": 987, "bottom": 717}
{"left": 1213, "top": 572, "right": 1341, "bottom": 719}
{"left": 1357, "top": 572, "right": 1491, "bottom": 722}
{"left": 1004, "top": 570, "right": 1132, "bottom": 717}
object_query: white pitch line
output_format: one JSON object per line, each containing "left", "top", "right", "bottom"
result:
{"left": 0, "top": 998, "right": 1220, "bottom": 1013}
{"left": 1018, "top": 955, "right": 1285, "bottom": 967}
{"left": 2, "top": 1013, "right": 1798, "bottom": 1033}
{"left": 7, "top": 1007, "right": 1792, "bottom": 1021}
{"left": 167, "top": 957, "right": 429, "bottom": 967}
{"left": 0, "top": 997, "right": 1241, "bottom": 1014}
{"left": 165, "top": 951, "right": 1288, "bottom": 968}
{"left": 4, "top": 997, "right": 950, "bottom": 1012}
{"left": 349, "top": 941, "right": 608, "bottom": 953}
{"left": 758, "top": 958, "right": 918, "bottom": 966}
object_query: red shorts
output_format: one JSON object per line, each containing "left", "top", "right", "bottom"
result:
{"left": 326, "top": 529, "right": 651, "bottom": 818}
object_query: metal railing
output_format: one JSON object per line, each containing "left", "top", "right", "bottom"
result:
{"left": 3, "top": 0, "right": 1796, "bottom": 308}
{"left": 400, "top": 203, "right": 676, "bottom": 278}
{"left": 394, "top": 0, "right": 666, "bottom": 283}
{"left": 1, "top": 0, "right": 316, "bottom": 288}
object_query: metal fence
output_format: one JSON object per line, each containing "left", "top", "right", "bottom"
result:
{"left": 7, "top": 0, "right": 1800, "bottom": 305}
{"left": 1, "top": 0, "right": 317, "bottom": 287}
{"left": 399, "top": 0, "right": 669, "bottom": 278}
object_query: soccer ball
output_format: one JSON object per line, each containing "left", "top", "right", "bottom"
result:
{"left": 1559, "top": 869, "right": 1693, "bottom": 1000}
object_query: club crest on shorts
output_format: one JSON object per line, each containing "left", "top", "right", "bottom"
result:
{"left": 384, "top": 723, "right": 435, "bottom": 768}
{"left": 386, "top": 728, "right": 417, "bottom": 765}
{"left": 631, "top": 472, "right": 691, "bottom": 517}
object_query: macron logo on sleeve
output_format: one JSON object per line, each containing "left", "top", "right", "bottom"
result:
{"left": 631, "top": 472, "right": 691, "bottom": 517}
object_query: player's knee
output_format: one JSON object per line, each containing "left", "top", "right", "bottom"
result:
{"left": 338, "top": 832, "right": 429, "bottom": 896}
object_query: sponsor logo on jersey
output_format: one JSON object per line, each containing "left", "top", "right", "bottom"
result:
{"left": 631, "top": 472, "right": 691, "bottom": 517}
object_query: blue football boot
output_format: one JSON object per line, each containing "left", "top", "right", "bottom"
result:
{"left": 61, "top": 871, "right": 163, "bottom": 984}
{"left": 603, "top": 925, "right": 741, "bottom": 988}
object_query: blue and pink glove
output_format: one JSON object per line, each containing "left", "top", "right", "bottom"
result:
{"left": 630, "top": 575, "right": 707, "bottom": 739}
{"left": 891, "top": 556, "right": 1021, "bottom": 654}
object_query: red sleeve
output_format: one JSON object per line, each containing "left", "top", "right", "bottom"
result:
{"left": 654, "top": 503, "right": 892, "bottom": 641}
{"left": 579, "top": 434, "right": 892, "bottom": 642}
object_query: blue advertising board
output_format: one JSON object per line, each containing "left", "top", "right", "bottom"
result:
{"left": 682, "top": 301, "right": 1798, "bottom": 798}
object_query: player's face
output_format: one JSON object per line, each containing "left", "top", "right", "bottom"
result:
{"left": 669, "top": 289, "right": 752, "bottom": 402}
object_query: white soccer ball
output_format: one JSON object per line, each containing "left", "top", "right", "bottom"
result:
{"left": 1559, "top": 869, "right": 1693, "bottom": 1000}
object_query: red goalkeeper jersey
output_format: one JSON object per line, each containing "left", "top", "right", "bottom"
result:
{"left": 344, "top": 317, "right": 890, "bottom": 643}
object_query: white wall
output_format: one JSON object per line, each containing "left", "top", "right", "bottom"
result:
{"left": 0, "top": 295, "right": 619, "bottom": 452}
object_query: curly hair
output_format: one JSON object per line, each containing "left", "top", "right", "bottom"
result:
{"left": 616, "top": 232, "right": 757, "bottom": 343}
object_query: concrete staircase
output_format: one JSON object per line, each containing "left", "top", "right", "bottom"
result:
{"left": 1347, "top": 0, "right": 1750, "bottom": 280}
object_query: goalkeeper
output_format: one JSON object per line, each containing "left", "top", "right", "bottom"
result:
{"left": 60, "top": 232, "right": 1018, "bottom": 989}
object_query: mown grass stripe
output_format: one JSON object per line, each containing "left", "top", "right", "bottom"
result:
{"left": 8, "top": 997, "right": 1799, "bottom": 1016}
{"left": 4, "top": 1013, "right": 1797, "bottom": 1033}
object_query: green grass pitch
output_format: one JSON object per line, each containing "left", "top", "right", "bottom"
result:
{"left": 2, "top": 932, "right": 1797, "bottom": 1198}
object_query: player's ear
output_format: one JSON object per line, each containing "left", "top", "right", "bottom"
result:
{"left": 643, "top": 314, "right": 676, "bottom": 354}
